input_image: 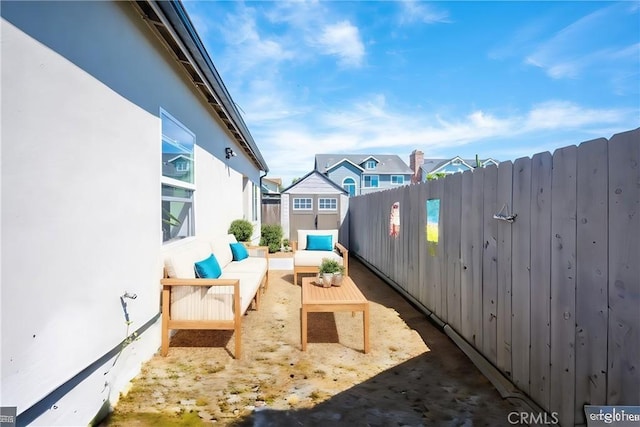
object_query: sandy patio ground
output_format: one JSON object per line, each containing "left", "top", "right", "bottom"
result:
{"left": 104, "top": 257, "right": 524, "bottom": 426}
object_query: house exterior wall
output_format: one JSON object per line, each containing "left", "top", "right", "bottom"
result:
{"left": 360, "top": 173, "right": 412, "bottom": 195}
{"left": 1, "top": 2, "right": 263, "bottom": 425}
{"left": 326, "top": 163, "right": 361, "bottom": 195}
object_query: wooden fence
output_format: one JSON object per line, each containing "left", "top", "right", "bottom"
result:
{"left": 349, "top": 129, "right": 639, "bottom": 426}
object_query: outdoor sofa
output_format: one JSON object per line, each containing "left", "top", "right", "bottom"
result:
{"left": 161, "top": 234, "right": 269, "bottom": 358}
{"left": 292, "top": 229, "right": 348, "bottom": 285}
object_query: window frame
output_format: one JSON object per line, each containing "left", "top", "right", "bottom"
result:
{"left": 342, "top": 177, "right": 357, "bottom": 197}
{"left": 391, "top": 175, "right": 405, "bottom": 185}
{"left": 365, "top": 160, "right": 377, "bottom": 170}
{"left": 160, "top": 109, "right": 196, "bottom": 243}
{"left": 293, "top": 197, "right": 313, "bottom": 210}
{"left": 363, "top": 175, "right": 379, "bottom": 188}
{"left": 318, "top": 198, "right": 338, "bottom": 211}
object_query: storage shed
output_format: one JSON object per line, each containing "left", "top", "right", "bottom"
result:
{"left": 281, "top": 171, "right": 349, "bottom": 246}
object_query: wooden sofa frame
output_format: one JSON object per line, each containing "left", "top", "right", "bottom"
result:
{"left": 160, "top": 244, "right": 269, "bottom": 359}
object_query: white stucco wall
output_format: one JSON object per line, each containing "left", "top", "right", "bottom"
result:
{"left": 1, "top": 1, "right": 264, "bottom": 425}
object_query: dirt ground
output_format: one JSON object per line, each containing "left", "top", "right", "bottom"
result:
{"left": 105, "top": 258, "right": 523, "bottom": 426}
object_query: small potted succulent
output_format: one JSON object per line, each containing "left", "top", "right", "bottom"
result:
{"left": 318, "top": 258, "right": 345, "bottom": 287}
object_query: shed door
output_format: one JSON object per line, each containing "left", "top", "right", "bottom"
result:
{"left": 289, "top": 195, "right": 340, "bottom": 240}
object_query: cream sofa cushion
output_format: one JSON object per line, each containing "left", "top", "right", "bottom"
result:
{"left": 294, "top": 249, "right": 343, "bottom": 267}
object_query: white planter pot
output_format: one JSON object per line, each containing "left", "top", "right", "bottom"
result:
{"left": 321, "top": 273, "right": 333, "bottom": 288}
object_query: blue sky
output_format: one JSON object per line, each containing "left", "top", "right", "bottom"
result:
{"left": 182, "top": 1, "right": 639, "bottom": 186}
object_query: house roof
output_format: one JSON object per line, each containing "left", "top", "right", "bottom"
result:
{"left": 281, "top": 170, "right": 348, "bottom": 194}
{"left": 132, "top": 0, "right": 268, "bottom": 172}
{"left": 315, "top": 154, "right": 413, "bottom": 175}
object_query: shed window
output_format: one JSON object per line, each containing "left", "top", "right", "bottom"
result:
{"left": 319, "top": 198, "right": 337, "bottom": 210}
{"left": 293, "top": 198, "right": 312, "bottom": 210}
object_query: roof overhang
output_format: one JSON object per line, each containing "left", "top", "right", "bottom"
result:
{"left": 130, "top": 0, "right": 268, "bottom": 172}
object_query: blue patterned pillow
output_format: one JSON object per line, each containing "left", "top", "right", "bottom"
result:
{"left": 230, "top": 242, "right": 249, "bottom": 261}
{"left": 306, "top": 234, "right": 333, "bottom": 251}
{"left": 194, "top": 254, "right": 222, "bottom": 278}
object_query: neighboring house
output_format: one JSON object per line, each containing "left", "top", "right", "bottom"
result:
{"left": 409, "top": 150, "right": 499, "bottom": 183}
{"left": 280, "top": 170, "right": 349, "bottom": 245}
{"left": 315, "top": 154, "right": 413, "bottom": 196}
{"left": 1, "top": 1, "right": 268, "bottom": 425}
{"left": 261, "top": 177, "right": 282, "bottom": 225}
{"left": 262, "top": 177, "right": 282, "bottom": 195}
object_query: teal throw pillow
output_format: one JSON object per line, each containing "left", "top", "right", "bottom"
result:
{"left": 230, "top": 242, "right": 249, "bottom": 261}
{"left": 194, "top": 254, "right": 222, "bottom": 279}
{"left": 306, "top": 234, "right": 333, "bottom": 251}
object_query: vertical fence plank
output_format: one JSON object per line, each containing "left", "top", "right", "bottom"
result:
{"left": 445, "top": 173, "right": 463, "bottom": 330}
{"left": 607, "top": 129, "right": 640, "bottom": 405}
{"left": 460, "top": 170, "right": 474, "bottom": 340}
{"left": 407, "top": 184, "right": 421, "bottom": 298}
{"left": 575, "top": 138, "right": 609, "bottom": 423}
{"left": 417, "top": 182, "right": 429, "bottom": 308}
{"left": 482, "top": 165, "right": 498, "bottom": 364}
{"left": 550, "top": 145, "right": 577, "bottom": 427}
{"left": 512, "top": 157, "right": 532, "bottom": 394}
{"left": 429, "top": 178, "right": 445, "bottom": 318}
{"left": 529, "top": 152, "right": 553, "bottom": 412}
{"left": 496, "top": 161, "right": 514, "bottom": 378}
{"left": 471, "top": 168, "right": 485, "bottom": 349}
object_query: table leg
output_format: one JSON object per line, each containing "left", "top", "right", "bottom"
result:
{"left": 301, "top": 306, "right": 307, "bottom": 351}
{"left": 363, "top": 303, "right": 370, "bottom": 354}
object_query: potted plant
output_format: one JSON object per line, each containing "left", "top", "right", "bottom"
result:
{"left": 318, "top": 258, "right": 345, "bottom": 287}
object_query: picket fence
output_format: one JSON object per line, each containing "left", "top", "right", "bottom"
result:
{"left": 349, "top": 128, "right": 639, "bottom": 426}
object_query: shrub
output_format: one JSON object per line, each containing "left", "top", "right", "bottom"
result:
{"left": 228, "top": 219, "right": 253, "bottom": 242}
{"left": 260, "top": 224, "right": 283, "bottom": 253}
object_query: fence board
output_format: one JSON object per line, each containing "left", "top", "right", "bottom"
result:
{"left": 460, "top": 171, "right": 474, "bottom": 340}
{"left": 471, "top": 168, "right": 485, "bottom": 349}
{"left": 607, "top": 129, "right": 640, "bottom": 405}
{"left": 511, "top": 157, "right": 532, "bottom": 394}
{"left": 496, "top": 161, "right": 513, "bottom": 378}
{"left": 482, "top": 165, "right": 498, "bottom": 364}
{"left": 550, "top": 145, "right": 577, "bottom": 427}
{"left": 428, "top": 179, "right": 445, "bottom": 318}
{"left": 445, "top": 173, "right": 463, "bottom": 329}
{"left": 575, "top": 138, "right": 609, "bottom": 423}
{"left": 529, "top": 151, "right": 552, "bottom": 411}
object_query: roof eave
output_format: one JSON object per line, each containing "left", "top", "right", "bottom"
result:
{"left": 131, "top": 0, "right": 269, "bottom": 172}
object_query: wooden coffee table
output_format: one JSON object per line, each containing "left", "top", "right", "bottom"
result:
{"left": 301, "top": 276, "right": 370, "bottom": 353}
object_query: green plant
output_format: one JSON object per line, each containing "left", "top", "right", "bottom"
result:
{"left": 318, "top": 258, "right": 344, "bottom": 275}
{"left": 283, "top": 238, "right": 290, "bottom": 248}
{"left": 260, "top": 224, "right": 283, "bottom": 253}
{"left": 228, "top": 219, "right": 253, "bottom": 242}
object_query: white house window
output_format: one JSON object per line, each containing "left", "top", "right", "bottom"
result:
{"left": 162, "top": 185, "right": 194, "bottom": 243}
{"left": 364, "top": 175, "right": 379, "bottom": 188}
{"left": 319, "top": 198, "right": 337, "bottom": 210}
{"left": 343, "top": 177, "right": 357, "bottom": 197}
{"left": 391, "top": 175, "right": 404, "bottom": 185}
{"left": 365, "top": 160, "right": 376, "bottom": 170}
{"left": 293, "top": 198, "right": 312, "bottom": 210}
{"left": 161, "top": 109, "right": 195, "bottom": 243}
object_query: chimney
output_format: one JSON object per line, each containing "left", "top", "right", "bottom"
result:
{"left": 409, "top": 149, "right": 424, "bottom": 183}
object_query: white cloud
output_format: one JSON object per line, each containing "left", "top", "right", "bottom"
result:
{"left": 315, "top": 21, "right": 365, "bottom": 67}
{"left": 398, "top": 0, "right": 450, "bottom": 25}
